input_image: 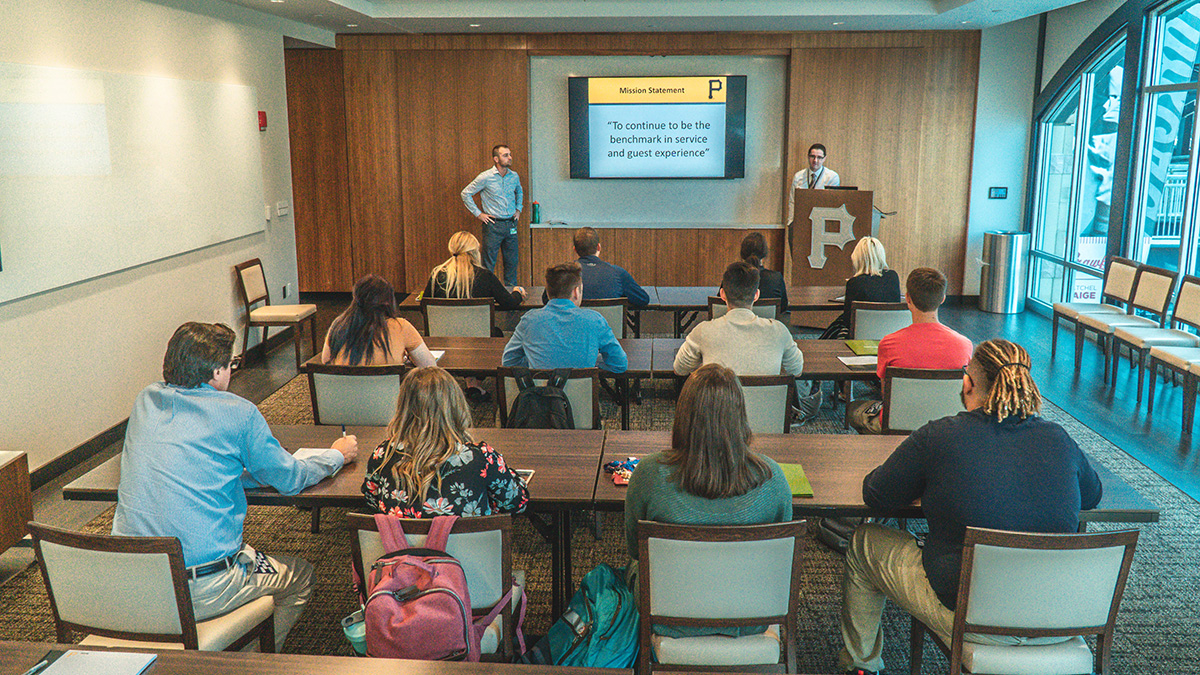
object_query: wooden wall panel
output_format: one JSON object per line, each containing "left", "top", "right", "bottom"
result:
{"left": 397, "top": 50, "right": 530, "bottom": 291}
{"left": 285, "top": 50, "right": 354, "bottom": 293}
{"left": 343, "top": 49, "right": 405, "bottom": 289}
{"left": 531, "top": 228, "right": 783, "bottom": 287}
{"left": 787, "top": 33, "right": 978, "bottom": 292}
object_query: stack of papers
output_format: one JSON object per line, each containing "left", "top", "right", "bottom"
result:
{"left": 838, "top": 355, "right": 878, "bottom": 370}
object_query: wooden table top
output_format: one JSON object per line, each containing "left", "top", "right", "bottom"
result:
{"left": 595, "top": 430, "right": 1159, "bottom": 523}
{"left": 63, "top": 426, "right": 607, "bottom": 509}
{"left": 0, "top": 641, "right": 629, "bottom": 675}
{"left": 651, "top": 338, "right": 876, "bottom": 381}
{"left": 398, "top": 286, "right": 549, "bottom": 310}
{"left": 413, "top": 337, "right": 653, "bottom": 376}
{"left": 648, "top": 285, "right": 843, "bottom": 312}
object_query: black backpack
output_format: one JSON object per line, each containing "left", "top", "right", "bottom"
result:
{"left": 505, "top": 368, "right": 576, "bottom": 429}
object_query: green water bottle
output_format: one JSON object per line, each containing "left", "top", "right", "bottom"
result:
{"left": 532, "top": 201, "right": 540, "bottom": 224}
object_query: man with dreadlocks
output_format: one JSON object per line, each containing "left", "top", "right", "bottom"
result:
{"left": 836, "top": 339, "right": 1103, "bottom": 675}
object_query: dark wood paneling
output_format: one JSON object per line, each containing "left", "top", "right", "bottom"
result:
{"left": 532, "top": 228, "right": 783, "bottom": 287}
{"left": 398, "top": 50, "right": 530, "bottom": 291}
{"left": 343, "top": 49, "right": 405, "bottom": 289}
{"left": 285, "top": 50, "right": 354, "bottom": 293}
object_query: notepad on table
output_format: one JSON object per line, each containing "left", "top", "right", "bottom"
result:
{"left": 430, "top": 350, "right": 445, "bottom": 361}
{"left": 844, "top": 340, "right": 879, "bottom": 356}
{"left": 777, "top": 463, "right": 813, "bottom": 498}
{"left": 838, "top": 355, "right": 878, "bottom": 370}
{"left": 40, "top": 650, "right": 157, "bottom": 675}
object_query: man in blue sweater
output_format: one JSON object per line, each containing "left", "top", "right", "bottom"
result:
{"left": 838, "top": 339, "right": 1102, "bottom": 675}
{"left": 503, "top": 261, "right": 628, "bottom": 373}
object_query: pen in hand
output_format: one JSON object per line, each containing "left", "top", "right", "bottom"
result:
{"left": 341, "top": 424, "right": 347, "bottom": 438}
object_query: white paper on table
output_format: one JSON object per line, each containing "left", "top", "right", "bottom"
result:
{"left": 41, "top": 650, "right": 157, "bottom": 675}
{"left": 838, "top": 355, "right": 878, "bottom": 367}
{"left": 430, "top": 350, "right": 445, "bottom": 361}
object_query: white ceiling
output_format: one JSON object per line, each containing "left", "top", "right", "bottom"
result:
{"left": 221, "top": 0, "right": 1087, "bottom": 35}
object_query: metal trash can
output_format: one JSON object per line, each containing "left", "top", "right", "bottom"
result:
{"left": 979, "top": 231, "right": 1031, "bottom": 314}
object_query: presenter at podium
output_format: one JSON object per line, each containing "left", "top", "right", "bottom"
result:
{"left": 462, "top": 144, "right": 523, "bottom": 287}
{"left": 787, "top": 142, "right": 841, "bottom": 224}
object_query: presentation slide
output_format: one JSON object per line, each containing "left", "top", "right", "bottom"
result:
{"left": 569, "top": 76, "right": 746, "bottom": 179}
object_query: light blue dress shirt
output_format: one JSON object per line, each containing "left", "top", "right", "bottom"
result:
{"left": 502, "top": 299, "right": 628, "bottom": 373}
{"left": 461, "top": 166, "right": 523, "bottom": 219}
{"left": 112, "top": 382, "right": 343, "bottom": 567}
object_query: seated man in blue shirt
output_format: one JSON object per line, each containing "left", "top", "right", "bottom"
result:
{"left": 112, "top": 322, "right": 358, "bottom": 650}
{"left": 503, "top": 261, "right": 628, "bottom": 373}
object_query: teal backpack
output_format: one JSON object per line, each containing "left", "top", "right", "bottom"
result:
{"left": 520, "top": 563, "right": 639, "bottom": 668}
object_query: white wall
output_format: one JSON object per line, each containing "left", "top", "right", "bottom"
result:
{"left": 1041, "top": 0, "right": 1127, "bottom": 92}
{"left": 0, "top": 0, "right": 332, "bottom": 471}
{"left": 964, "top": 16, "right": 1040, "bottom": 295}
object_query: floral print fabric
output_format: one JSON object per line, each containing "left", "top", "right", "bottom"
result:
{"left": 362, "top": 440, "right": 529, "bottom": 517}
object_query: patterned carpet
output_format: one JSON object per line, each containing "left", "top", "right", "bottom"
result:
{"left": 1, "top": 375, "right": 1197, "bottom": 673}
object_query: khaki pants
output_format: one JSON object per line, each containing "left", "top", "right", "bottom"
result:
{"left": 189, "top": 545, "right": 314, "bottom": 650}
{"left": 839, "top": 524, "right": 1056, "bottom": 673}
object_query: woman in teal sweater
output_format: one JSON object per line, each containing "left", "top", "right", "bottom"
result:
{"left": 624, "top": 363, "right": 793, "bottom": 637}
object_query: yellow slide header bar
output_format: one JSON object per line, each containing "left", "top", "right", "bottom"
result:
{"left": 589, "top": 77, "right": 728, "bottom": 104}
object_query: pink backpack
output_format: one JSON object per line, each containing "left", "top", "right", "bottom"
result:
{"left": 361, "top": 514, "right": 522, "bottom": 661}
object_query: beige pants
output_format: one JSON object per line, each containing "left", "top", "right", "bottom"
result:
{"left": 839, "top": 524, "right": 1056, "bottom": 673}
{"left": 189, "top": 545, "right": 314, "bottom": 650}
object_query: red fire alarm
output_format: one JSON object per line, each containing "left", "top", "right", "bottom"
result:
{"left": 258, "top": 111, "right": 268, "bottom": 131}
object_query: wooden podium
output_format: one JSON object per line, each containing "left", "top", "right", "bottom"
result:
{"left": 789, "top": 189, "right": 874, "bottom": 287}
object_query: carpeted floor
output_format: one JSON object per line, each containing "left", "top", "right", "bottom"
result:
{"left": 2, "top": 375, "right": 1198, "bottom": 673}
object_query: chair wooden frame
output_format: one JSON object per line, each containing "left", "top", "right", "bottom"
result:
{"left": 1110, "top": 274, "right": 1200, "bottom": 402}
{"left": 28, "top": 522, "right": 274, "bottom": 652}
{"left": 581, "top": 298, "right": 632, "bottom": 338}
{"left": 636, "top": 520, "right": 805, "bottom": 674}
{"left": 910, "top": 527, "right": 1139, "bottom": 675}
{"left": 1051, "top": 256, "right": 1139, "bottom": 358}
{"left": 1075, "top": 264, "right": 1178, "bottom": 382}
{"left": 420, "top": 297, "right": 497, "bottom": 337}
{"left": 881, "top": 367, "right": 964, "bottom": 435}
{"left": 346, "top": 513, "right": 517, "bottom": 661}
{"left": 706, "top": 296, "right": 783, "bottom": 321}
{"left": 304, "top": 361, "right": 409, "bottom": 426}
{"left": 1147, "top": 345, "right": 1200, "bottom": 437}
{"left": 496, "top": 367, "right": 602, "bottom": 430}
{"left": 234, "top": 258, "right": 318, "bottom": 369}
{"left": 849, "top": 301, "right": 911, "bottom": 341}
{"left": 738, "top": 374, "right": 797, "bottom": 434}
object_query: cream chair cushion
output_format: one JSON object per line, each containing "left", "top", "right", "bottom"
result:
{"left": 853, "top": 307, "right": 911, "bottom": 340}
{"left": 961, "top": 636, "right": 1093, "bottom": 675}
{"left": 885, "top": 375, "right": 963, "bottom": 432}
{"left": 1152, "top": 346, "right": 1200, "bottom": 369}
{"left": 249, "top": 304, "right": 316, "bottom": 322}
{"left": 311, "top": 371, "right": 401, "bottom": 426}
{"left": 1051, "top": 301, "right": 1125, "bottom": 321}
{"left": 651, "top": 625, "right": 781, "bottom": 666}
{"left": 1112, "top": 326, "right": 1200, "bottom": 350}
{"left": 80, "top": 596, "right": 275, "bottom": 651}
{"left": 740, "top": 384, "right": 790, "bottom": 434}
{"left": 1076, "top": 312, "right": 1158, "bottom": 334}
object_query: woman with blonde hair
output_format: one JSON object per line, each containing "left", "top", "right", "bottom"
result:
{"left": 425, "top": 231, "right": 527, "bottom": 310}
{"left": 623, "top": 364, "right": 792, "bottom": 636}
{"left": 323, "top": 274, "right": 436, "bottom": 367}
{"left": 362, "top": 367, "right": 529, "bottom": 517}
{"left": 820, "top": 236, "right": 901, "bottom": 340}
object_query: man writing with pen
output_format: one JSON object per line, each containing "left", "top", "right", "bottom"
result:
{"left": 112, "top": 322, "right": 358, "bottom": 650}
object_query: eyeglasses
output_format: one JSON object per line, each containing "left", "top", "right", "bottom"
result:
{"left": 808, "top": 154, "right": 825, "bottom": 160}
{"left": 961, "top": 364, "right": 973, "bottom": 386}
{"left": 230, "top": 356, "right": 243, "bottom": 371}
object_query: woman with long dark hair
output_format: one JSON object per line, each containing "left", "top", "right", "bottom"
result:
{"left": 322, "top": 275, "right": 436, "bottom": 367}
{"left": 623, "top": 363, "right": 792, "bottom": 636}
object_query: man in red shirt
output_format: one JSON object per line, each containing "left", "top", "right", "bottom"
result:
{"left": 848, "top": 267, "right": 973, "bottom": 434}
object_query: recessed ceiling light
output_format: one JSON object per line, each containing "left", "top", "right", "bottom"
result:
{"left": 960, "top": 20, "right": 971, "bottom": 24}
{"left": 469, "top": 23, "right": 481, "bottom": 27}
{"left": 833, "top": 21, "right": 844, "bottom": 26}
{"left": 347, "top": 23, "right": 358, "bottom": 27}
{"left": 270, "top": 0, "right": 284, "bottom": 3}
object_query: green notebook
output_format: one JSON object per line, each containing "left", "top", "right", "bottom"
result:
{"left": 845, "top": 340, "right": 879, "bottom": 356}
{"left": 777, "top": 462, "right": 813, "bottom": 498}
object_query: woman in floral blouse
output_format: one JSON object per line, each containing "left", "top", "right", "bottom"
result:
{"left": 362, "top": 366, "right": 529, "bottom": 517}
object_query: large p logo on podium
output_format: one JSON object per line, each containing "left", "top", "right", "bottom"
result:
{"left": 807, "top": 205, "right": 857, "bottom": 269}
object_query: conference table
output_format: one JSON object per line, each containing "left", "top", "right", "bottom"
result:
{"left": 595, "top": 431, "right": 1161, "bottom": 526}
{"left": 397, "top": 285, "right": 843, "bottom": 337}
{"left": 62, "top": 426, "right": 1159, "bottom": 621}
{"left": 0, "top": 640, "right": 629, "bottom": 675}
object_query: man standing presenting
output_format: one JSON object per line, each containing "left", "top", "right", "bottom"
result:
{"left": 788, "top": 142, "right": 841, "bottom": 224}
{"left": 838, "top": 340, "right": 1102, "bottom": 675}
{"left": 113, "top": 322, "right": 358, "bottom": 649}
{"left": 462, "top": 144, "right": 523, "bottom": 287}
